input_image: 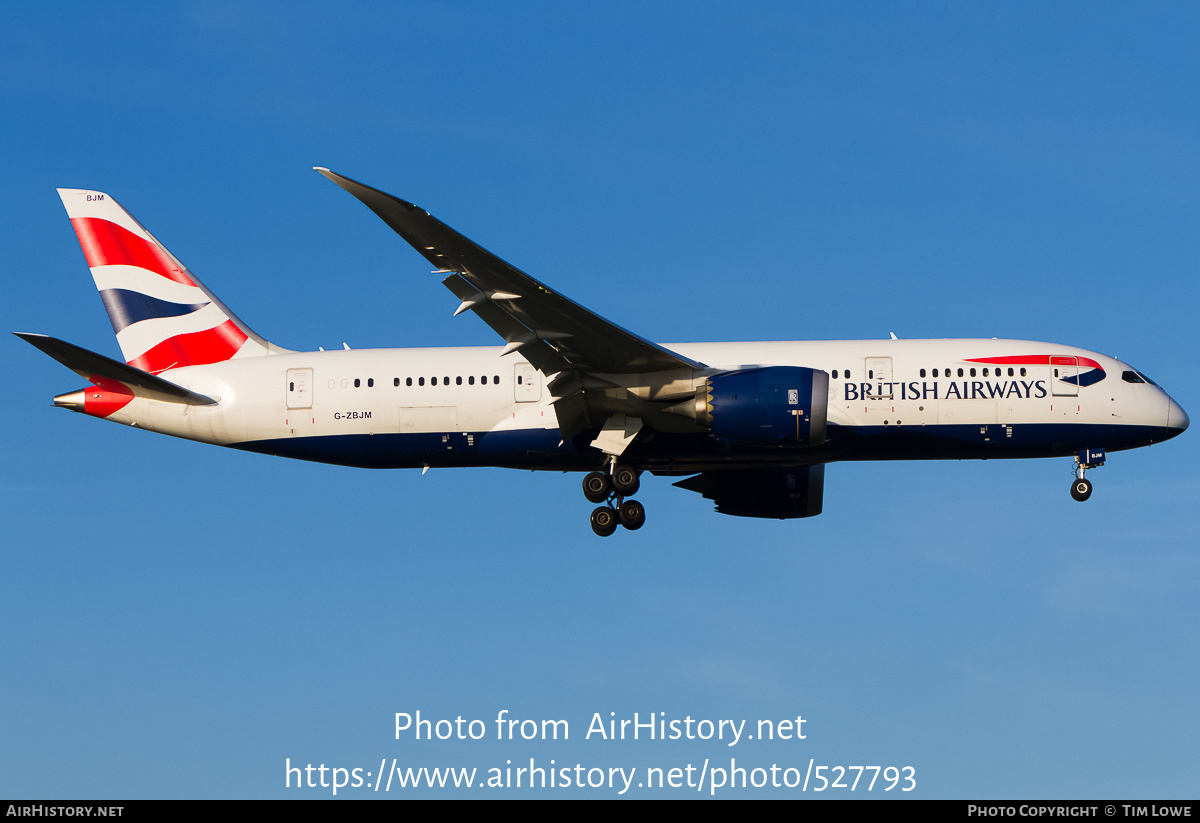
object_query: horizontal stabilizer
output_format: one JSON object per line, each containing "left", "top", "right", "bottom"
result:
{"left": 15, "top": 332, "right": 217, "bottom": 405}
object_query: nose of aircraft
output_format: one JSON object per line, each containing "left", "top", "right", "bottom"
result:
{"left": 1166, "top": 396, "right": 1189, "bottom": 439}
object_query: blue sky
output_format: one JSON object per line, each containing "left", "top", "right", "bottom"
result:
{"left": 2, "top": 3, "right": 1197, "bottom": 798}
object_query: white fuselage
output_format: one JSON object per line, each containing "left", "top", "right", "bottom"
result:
{"left": 88, "top": 337, "right": 1186, "bottom": 472}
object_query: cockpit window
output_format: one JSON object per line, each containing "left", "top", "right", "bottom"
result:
{"left": 1123, "top": 370, "right": 1159, "bottom": 386}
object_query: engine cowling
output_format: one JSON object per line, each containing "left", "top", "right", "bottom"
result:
{"left": 702, "top": 366, "right": 828, "bottom": 446}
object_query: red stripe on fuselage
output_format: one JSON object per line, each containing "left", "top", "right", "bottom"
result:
{"left": 965, "top": 354, "right": 1103, "bottom": 371}
{"left": 126, "top": 319, "right": 248, "bottom": 373}
{"left": 70, "top": 217, "right": 196, "bottom": 286}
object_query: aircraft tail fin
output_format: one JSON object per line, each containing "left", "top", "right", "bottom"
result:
{"left": 57, "top": 188, "right": 282, "bottom": 373}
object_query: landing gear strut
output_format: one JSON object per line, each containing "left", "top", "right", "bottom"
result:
{"left": 584, "top": 462, "right": 645, "bottom": 536}
{"left": 1070, "top": 448, "right": 1105, "bottom": 503}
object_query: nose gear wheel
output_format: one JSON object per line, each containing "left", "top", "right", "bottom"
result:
{"left": 1071, "top": 478, "right": 1093, "bottom": 502}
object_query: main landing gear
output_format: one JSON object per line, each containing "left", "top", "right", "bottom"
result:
{"left": 1070, "top": 448, "right": 1105, "bottom": 502}
{"left": 583, "top": 464, "right": 645, "bottom": 536}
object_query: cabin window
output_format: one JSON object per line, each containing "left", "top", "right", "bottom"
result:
{"left": 419, "top": 377, "right": 425, "bottom": 386}
{"left": 368, "top": 378, "right": 374, "bottom": 387}
{"left": 1020, "top": 368, "right": 1027, "bottom": 377}
{"left": 456, "top": 376, "right": 463, "bottom": 385}
{"left": 494, "top": 375, "right": 500, "bottom": 384}
{"left": 354, "top": 378, "right": 360, "bottom": 388}
{"left": 469, "top": 375, "right": 475, "bottom": 385}
{"left": 957, "top": 368, "right": 963, "bottom": 377}
{"left": 919, "top": 369, "right": 926, "bottom": 378}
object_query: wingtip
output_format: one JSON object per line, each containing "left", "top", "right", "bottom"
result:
{"left": 314, "top": 167, "right": 350, "bottom": 186}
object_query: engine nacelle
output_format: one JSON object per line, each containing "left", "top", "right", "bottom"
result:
{"left": 701, "top": 366, "right": 828, "bottom": 447}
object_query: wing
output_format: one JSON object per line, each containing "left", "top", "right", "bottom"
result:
{"left": 314, "top": 168, "right": 704, "bottom": 382}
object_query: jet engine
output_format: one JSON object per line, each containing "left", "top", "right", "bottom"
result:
{"left": 666, "top": 366, "right": 828, "bottom": 447}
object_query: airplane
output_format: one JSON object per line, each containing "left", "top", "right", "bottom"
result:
{"left": 18, "top": 169, "right": 1189, "bottom": 536}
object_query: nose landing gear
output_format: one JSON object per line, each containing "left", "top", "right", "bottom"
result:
{"left": 1070, "top": 448, "right": 1105, "bottom": 502}
{"left": 583, "top": 463, "right": 645, "bottom": 536}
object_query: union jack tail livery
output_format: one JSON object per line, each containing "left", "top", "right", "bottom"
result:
{"left": 58, "top": 188, "right": 279, "bottom": 374}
